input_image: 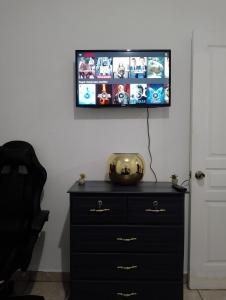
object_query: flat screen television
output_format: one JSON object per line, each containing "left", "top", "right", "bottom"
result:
{"left": 75, "top": 49, "right": 171, "bottom": 107}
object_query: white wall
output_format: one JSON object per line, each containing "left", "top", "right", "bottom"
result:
{"left": 0, "top": 0, "right": 225, "bottom": 273}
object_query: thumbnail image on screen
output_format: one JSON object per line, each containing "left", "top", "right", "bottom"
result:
{"left": 112, "top": 84, "right": 130, "bottom": 105}
{"left": 96, "top": 84, "right": 112, "bottom": 105}
{"left": 96, "top": 57, "right": 113, "bottom": 79}
{"left": 76, "top": 50, "right": 171, "bottom": 107}
{"left": 129, "top": 57, "right": 147, "bottom": 79}
{"left": 78, "top": 57, "right": 95, "bottom": 79}
{"left": 147, "top": 57, "right": 164, "bottom": 78}
{"left": 113, "top": 57, "right": 129, "bottom": 79}
{"left": 130, "top": 84, "right": 147, "bottom": 104}
{"left": 147, "top": 84, "right": 164, "bottom": 104}
{"left": 79, "top": 84, "right": 96, "bottom": 105}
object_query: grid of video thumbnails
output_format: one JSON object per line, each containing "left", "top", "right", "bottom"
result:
{"left": 77, "top": 53, "right": 170, "bottom": 106}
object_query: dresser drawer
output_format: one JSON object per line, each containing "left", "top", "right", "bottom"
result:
{"left": 71, "top": 280, "right": 183, "bottom": 300}
{"left": 71, "top": 253, "right": 183, "bottom": 280}
{"left": 71, "top": 225, "right": 184, "bottom": 253}
{"left": 128, "top": 195, "right": 184, "bottom": 224}
{"left": 70, "top": 196, "right": 126, "bottom": 224}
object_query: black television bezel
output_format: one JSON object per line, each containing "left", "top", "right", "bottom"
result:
{"left": 75, "top": 49, "right": 171, "bottom": 108}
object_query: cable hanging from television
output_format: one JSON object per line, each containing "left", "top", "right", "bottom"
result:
{"left": 146, "top": 107, "right": 158, "bottom": 183}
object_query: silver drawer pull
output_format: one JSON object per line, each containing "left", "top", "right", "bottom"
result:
{"left": 117, "top": 265, "right": 138, "bottom": 270}
{"left": 116, "top": 237, "right": 137, "bottom": 242}
{"left": 89, "top": 208, "right": 110, "bottom": 213}
{"left": 117, "top": 292, "right": 138, "bottom": 297}
{"left": 145, "top": 208, "right": 166, "bottom": 213}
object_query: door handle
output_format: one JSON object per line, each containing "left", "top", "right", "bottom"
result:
{"left": 195, "top": 171, "right": 205, "bottom": 180}
{"left": 89, "top": 208, "right": 110, "bottom": 213}
{"left": 145, "top": 208, "right": 166, "bottom": 213}
{"left": 117, "top": 265, "right": 138, "bottom": 270}
{"left": 116, "top": 292, "right": 138, "bottom": 297}
{"left": 116, "top": 237, "right": 137, "bottom": 242}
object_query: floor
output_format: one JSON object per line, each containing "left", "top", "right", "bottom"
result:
{"left": 14, "top": 281, "right": 226, "bottom": 300}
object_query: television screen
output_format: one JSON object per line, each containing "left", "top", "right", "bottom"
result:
{"left": 75, "top": 50, "right": 171, "bottom": 107}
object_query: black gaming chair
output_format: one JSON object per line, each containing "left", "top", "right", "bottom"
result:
{"left": 0, "top": 141, "right": 49, "bottom": 299}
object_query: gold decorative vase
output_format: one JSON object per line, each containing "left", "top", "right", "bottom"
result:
{"left": 108, "top": 153, "right": 144, "bottom": 185}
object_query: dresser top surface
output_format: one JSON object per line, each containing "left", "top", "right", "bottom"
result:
{"left": 68, "top": 181, "right": 185, "bottom": 194}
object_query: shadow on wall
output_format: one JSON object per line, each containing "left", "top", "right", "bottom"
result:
{"left": 16, "top": 232, "right": 47, "bottom": 295}
{"left": 74, "top": 106, "right": 170, "bottom": 120}
{"left": 29, "top": 231, "right": 46, "bottom": 271}
{"left": 59, "top": 208, "right": 70, "bottom": 287}
{"left": 28, "top": 191, "right": 47, "bottom": 271}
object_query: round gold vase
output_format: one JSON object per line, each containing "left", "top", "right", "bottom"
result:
{"left": 108, "top": 153, "right": 144, "bottom": 185}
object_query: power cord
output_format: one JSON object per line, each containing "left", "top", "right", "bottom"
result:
{"left": 180, "top": 179, "right": 190, "bottom": 186}
{"left": 146, "top": 107, "right": 158, "bottom": 183}
{"left": 180, "top": 178, "right": 190, "bottom": 194}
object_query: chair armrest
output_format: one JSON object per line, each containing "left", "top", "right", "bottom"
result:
{"left": 31, "top": 210, "right": 49, "bottom": 232}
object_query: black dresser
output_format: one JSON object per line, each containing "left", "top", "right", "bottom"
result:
{"left": 68, "top": 181, "right": 185, "bottom": 300}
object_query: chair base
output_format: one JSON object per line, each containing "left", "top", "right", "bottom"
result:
{"left": 0, "top": 280, "right": 14, "bottom": 297}
{"left": 0, "top": 281, "right": 44, "bottom": 300}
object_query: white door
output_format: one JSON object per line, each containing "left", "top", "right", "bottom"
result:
{"left": 189, "top": 30, "right": 226, "bottom": 289}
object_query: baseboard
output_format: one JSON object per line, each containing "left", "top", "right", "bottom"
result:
{"left": 184, "top": 273, "right": 188, "bottom": 284}
{"left": 13, "top": 271, "right": 70, "bottom": 282}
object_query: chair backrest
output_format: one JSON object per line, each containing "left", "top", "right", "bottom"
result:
{"left": 0, "top": 141, "right": 47, "bottom": 218}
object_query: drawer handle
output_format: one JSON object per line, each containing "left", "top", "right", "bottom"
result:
{"left": 145, "top": 208, "right": 166, "bottom": 213}
{"left": 116, "top": 237, "right": 137, "bottom": 242}
{"left": 117, "top": 292, "right": 138, "bottom": 297}
{"left": 89, "top": 208, "right": 110, "bottom": 213}
{"left": 117, "top": 265, "right": 138, "bottom": 270}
